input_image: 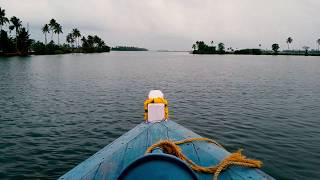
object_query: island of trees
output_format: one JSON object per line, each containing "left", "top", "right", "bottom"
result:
{"left": 192, "top": 37, "right": 320, "bottom": 56}
{"left": 0, "top": 7, "right": 110, "bottom": 56}
{"left": 111, "top": 46, "right": 148, "bottom": 51}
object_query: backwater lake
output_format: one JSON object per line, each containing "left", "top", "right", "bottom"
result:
{"left": 0, "top": 52, "right": 319, "bottom": 179}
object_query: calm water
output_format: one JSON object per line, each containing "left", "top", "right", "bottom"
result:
{"left": 0, "top": 52, "right": 320, "bottom": 180}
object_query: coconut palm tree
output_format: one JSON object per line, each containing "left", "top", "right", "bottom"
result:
{"left": 302, "top": 46, "right": 310, "bottom": 55}
{"left": 192, "top": 44, "right": 196, "bottom": 51}
{"left": 72, "top": 28, "right": 81, "bottom": 47}
{"left": 54, "top": 23, "right": 63, "bottom": 45}
{"left": 93, "top": 35, "right": 101, "bottom": 47}
{"left": 317, "top": 39, "right": 320, "bottom": 52}
{"left": 10, "top": 16, "right": 22, "bottom": 37}
{"left": 8, "top": 25, "right": 14, "bottom": 36}
{"left": 81, "top": 36, "right": 88, "bottom": 47}
{"left": 9, "top": 16, "right": 22, "bottom": 50}
{"left": 286, "top": 37, "right": 293, "bottom": 50}
{"left": 66, "top": 33, "right": 75, "bottom": 48}
{"left": 218, "top": 42, "right": 225, "bottom": 52}
{"left": 87, "top": 35, "right": 94, "bottom": 47}
{"left": 195, "top": 41, "right": 199, "bottom": 50}
{"left": 16, "top": 27, "right": 32, "bottom": 55}
{"left": 49, "top": 18, "right": 57, "bottom": 42}
{"left": 97, "top": 40, "right": 105, "bottom": 48}
{"left": 0, "top": 7, "right": 9, "bottom": 31}
{"left": 42, "top": 24, "right": 50, "bottom": 45}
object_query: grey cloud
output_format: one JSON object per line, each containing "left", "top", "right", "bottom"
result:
{"left": 1, "top": 0, "right": 319, "bottom": 50}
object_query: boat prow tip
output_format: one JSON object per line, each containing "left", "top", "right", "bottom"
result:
{"left": 144, "top": 90, "right": 169, "bottom": 123}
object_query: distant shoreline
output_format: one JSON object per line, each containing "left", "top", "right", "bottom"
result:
{"left": 111, "top": 46, "right": 148, "bottom": 51}
{"left": 192, "top": 41, "right": 320, "bottom": 56}
{"left": 192, "top": 51, "right": 320, "bottom": 56}
{"left": 2, "top": 50, "right": 320, "bottom": 58}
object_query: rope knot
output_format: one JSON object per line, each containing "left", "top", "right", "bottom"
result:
{"left": 146, "top": 140, "right": 183, "bottom": 158}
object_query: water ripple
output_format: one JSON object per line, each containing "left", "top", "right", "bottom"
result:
{"left": 0, "top": 53, "right": 320, "bottom": 179}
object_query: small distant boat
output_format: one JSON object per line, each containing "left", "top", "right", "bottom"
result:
{"left": 59, "top": 90, "right": 273, "bottom": 180}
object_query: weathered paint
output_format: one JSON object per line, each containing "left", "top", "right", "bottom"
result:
{"left": 59, "top": 121, "right": 274, "bottom": 180}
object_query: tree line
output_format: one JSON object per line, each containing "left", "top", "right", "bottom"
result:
{"left": 192, "top": 41, "right": 226, "bottom": 54}
{"left": 0, "top": 7, "right": 110, "bottom": 56}
{"left": 0, "top": 7, "right": 32, "bottom": 56}
{"left": 111, "top": 46, "right": 148, "bottom": 51}
{"left": 192, "top": 37, "right": 320, "bottom": 56}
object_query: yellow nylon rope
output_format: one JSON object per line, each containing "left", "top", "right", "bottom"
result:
{"left": 144, "top": 97, "right": 169, "bottom": 121}
{"left": 145, "top": 138, "right": 262, "bottom": 180}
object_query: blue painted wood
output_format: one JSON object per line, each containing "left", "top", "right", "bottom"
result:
{"left": 59, "top": 123, "right": 149, "bottom": 180}
{"left": 91, "top": 145, "right": 126, "bottom": 180}
{"left": 59, "top": 120, "right": 274, "bottom": 180}
{"left": 147, "top": 122, "right": 169, "bottom": 147}
{"left": 120, "top": 127, "right": 149, "bottom": 173}
{"left": 167, "top": 128, "right": 203, "bottom": 180}
{"left": 165, "top": 121, "right": 233, "bottom": 180}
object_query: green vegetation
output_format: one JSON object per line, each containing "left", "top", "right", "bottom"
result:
{"left": 234, "top": 49, "right": 262, "bottom": 55}
{"left": 0, "top": 8, "right": 32, "bottom": 56}
{"left": 286, "top": 37, "right": 293, "bottom": 50}
{"left": 42, "top": 24, "right": 49, "bottom": 45}
{"left": 192, "top": 41, "right": 225, "bottom": 54}
{"left": 111, "top": 46, "right": 148, "bottom": 51}
{"left": 272, "top": 44, "right": 280, "bottom": 54}
{"left": 0, "top": 7, "right": 9, "bottom": 31}
{"left": 2, "top": 6, "right": 319, "bottom": 57}
{"left": 34, "top": 19, "right": 110, "bottom": 55}
{"left": 0, "top": 7, "right": 110, "bottom": 57}
{"left": 192, "top": 37, "right": 320, "bottom": 56}
{"left": 302, "top": 46, "right": 310, "bottom": 56}
{"left": 81, "top": 35, "right": 110, "bottom": 53}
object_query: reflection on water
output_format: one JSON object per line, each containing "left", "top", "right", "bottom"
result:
{"left": 0, "top": 52, "right": 320, "bottom": 179}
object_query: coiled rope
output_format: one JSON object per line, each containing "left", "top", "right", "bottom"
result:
{"left": 145, "top": 137, "right": 262, "bottom": 180}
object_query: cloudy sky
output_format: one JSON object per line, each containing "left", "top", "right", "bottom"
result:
{"left": 1, "top": 0, "right": 319, "bottom": 50}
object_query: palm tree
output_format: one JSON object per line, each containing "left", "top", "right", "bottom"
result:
{"left": 0, "top": 7, "right": 9, "bottom": 31}
{"left": 66, "top": 33, "right": 75, "bottom": 48}
{"left": 272, "top": 43, "right": 280, "bottom": 54}
{"left": 93, "top": 35, "right": 101, "bottom": 47}
{"left": 317, "top": 39, "right": 320, "bottom": 52}
{"left": 286, "top": 37, "right": 293, "bottom": 50}
{"left": 10, "top": 16, "right": 22, "bottom": 50}
{"left": 49, "top": 18, "right": 57, "bottom": 42}
{"left": 192, "top": 44, "right": 196, "bottom": 51}
{"left": 42, "top": 24, "right": 50, "bottom": 45}
{"left": 10, "top": 16, "right": 22, "bottom": 37}
{"left": 81, "top": 36, "right": 88, "bottom": 47}
{"left": 302, "top": 46, "right": 310, "bottom": 55}
{"left": 16, "top": 27, "right": 32, "bottom": 55}
{"left": 87, "top": 35, "right": 94, "bottom": 47}
{"left": 97, "top": 40, "right": 105, "bottom": 48}
{"left": 195, "top": 41, "right": 199, "bottom": 50}
{"left": 218, "top": 42, "right": 225, "bottom": 52}
{"left": 72, "top": 28, "right": 81, "bottom": 47}
{"left": 54, "top": 23, "right": 63, "bottom": 45}
{"left": 8, "top": 25, "right": 14, "bottom": 36}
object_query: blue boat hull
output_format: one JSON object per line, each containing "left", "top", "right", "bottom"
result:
{"left": 59, "top": 121, "right": 273, "bottom": 180}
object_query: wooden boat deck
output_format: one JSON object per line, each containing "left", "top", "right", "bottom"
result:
{"left": 59, "top": 121, "right": 273, "bottom": 180}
